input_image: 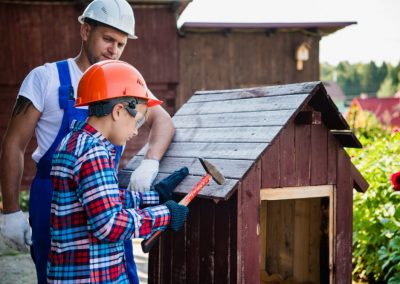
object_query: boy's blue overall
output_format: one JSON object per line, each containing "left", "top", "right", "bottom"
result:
{"left": 29, "top": 60, "right": 139, "bottom": 284}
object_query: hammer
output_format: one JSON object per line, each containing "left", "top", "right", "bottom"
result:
{"left": 141, "top": 157, "right": 225, "bottom": 253}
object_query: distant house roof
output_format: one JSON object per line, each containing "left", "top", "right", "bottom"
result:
{"left": 323, "top": 81, "right": 346, "bottom": 102}
{"left": 119, "top": 81, "right": 363, "bottom": 200}
{"left": 350, "top": 97, "right": 400, "bottom": 127}
{"left": 179, "top": 21, "right": 356, "bottom": 36}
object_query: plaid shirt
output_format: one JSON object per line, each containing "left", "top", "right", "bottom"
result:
{"left": 48, "top": 120, "right": 170, "bottom": 283}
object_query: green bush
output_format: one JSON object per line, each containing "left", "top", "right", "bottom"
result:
{"left": 349, "top": 127, "right": 400, "bottom": 283}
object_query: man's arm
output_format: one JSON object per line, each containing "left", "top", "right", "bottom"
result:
{"left": 144, "top": 105, "right": 175, "bottom": 160}
{"left": 1, "top": 96, "right": 40, "bottom": 213}
{"left": 128, "top": 102, "right": 175, "bottom": 192}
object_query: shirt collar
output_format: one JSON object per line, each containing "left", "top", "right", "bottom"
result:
{"left": 70, "top": 120, "right": 116, "bottom": 153}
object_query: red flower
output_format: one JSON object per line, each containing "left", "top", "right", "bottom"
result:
{"left": 391, "top": 171, "right": 400, "bottom": 191}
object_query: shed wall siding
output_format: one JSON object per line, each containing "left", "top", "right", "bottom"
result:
{"left": 335, "top": 148, "right": 353, "bottom": 283}
{"left": 262, "top": 108, "right": 338, "bottom": 188}
{"left": 261, "top": 112, "right": 356, "bottom": 281}
{"left": 149, "top": 197, "right": 238, "bottom": 284}
{"left": 0, "top": 3, "right": 178, "bottom": 187}
{"left": 177, "top": 32, "right": 320, "bottom": 108}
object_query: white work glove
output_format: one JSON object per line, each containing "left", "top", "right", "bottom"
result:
{"left": 0, "top": 210, "right": 32, "bottom": 252}
{"left": 128, "top": 159, "right": 159, "bottom": 192}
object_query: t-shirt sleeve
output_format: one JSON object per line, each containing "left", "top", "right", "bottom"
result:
{"left": 18, "top": 65, "right": 51, "bottom": 113}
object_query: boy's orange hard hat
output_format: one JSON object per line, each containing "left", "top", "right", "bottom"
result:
{"left": 75, "top": 60, "right": 162, "bottom": 107}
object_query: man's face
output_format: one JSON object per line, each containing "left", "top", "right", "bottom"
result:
{"left": 82, "top": 24, "right": 128, "bottom": 65}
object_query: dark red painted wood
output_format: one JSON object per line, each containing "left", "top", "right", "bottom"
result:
{"left": 335, "top": 148, "right": 353, "bottom": 283}
{"left": 185, "top": 199, "right": 201, "bottom": 284}
{"left": 311, "top": 123, "right": 328, "bottom": 185}
{"left": 229, "top": 194, "right": 238, "bottom": 284}
{"left": 327, "top": 132, "right": 338, "bottom": 185}
{"left": 199, "top": 199, "right": 216, "bottom": 283}
{"left": 280, "top": 124, "right": 297, "bottom": 187}
{"left": 214, "top": 200, "right": 231, "bottom": 283}
{"left": 238, "top": 161, "right": 261, "bottom": 283}
{"left": 0, "top": 2, "right": 179, "bottom": 189}
{"left": 148, "top": 241, "right": 160, "bottom": 284}
{"left": 171, "top": 225, "right": 187, "bottom": 284}
{"left": 295, "top": 123, "right": 311, "bottom": 186}
{"left": 262, "top": 137, "right": 280, "bottom": 188}
{"left": 159, "top": 231, "right": 173, "bottom": 284}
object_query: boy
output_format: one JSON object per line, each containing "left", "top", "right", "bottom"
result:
{"left": 47, "top": 60, "right": 188, "bottom": 283}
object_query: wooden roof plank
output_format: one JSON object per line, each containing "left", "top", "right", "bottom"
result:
{"left": 156, "top": 174, "right": 239, "bottom": 200}
{"left": 118, "top": 171, "right": 240, "bottom": 200}
{"left": 174, "top": 93, "right": 309, "bottom": 116}
{"left": 172, "top": 109, "right": 296, "bottom": 128}
{"left": 118, "top": 170, "right": 239, "bottom": 200}
{"left": 173, "top": 126, "right": 281, "bottom": 143}
{"left": 161, "top": 142, "right": 268, "bottom": 160}
{"left": 123, "top": 156, "right": 255, "bottom": 180}
{"left": 190, "top": 82, "right": 319, "bottom": 103}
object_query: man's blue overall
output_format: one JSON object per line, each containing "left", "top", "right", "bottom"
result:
{"left": 28, "top": 60, "right": 139, "bottom": 284}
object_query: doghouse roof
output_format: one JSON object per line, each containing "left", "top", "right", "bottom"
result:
{"left": 119, "top": 81, "right": 364, "bottom": 200}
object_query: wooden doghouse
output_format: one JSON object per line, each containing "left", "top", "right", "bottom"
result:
{"left": 118, "top": 81, "right": 368, "bottom": 284}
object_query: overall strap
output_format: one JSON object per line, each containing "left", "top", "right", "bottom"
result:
{"left": 35, "top": 60, "right": 75, "bottom": 178}
{"left": 56, "top": 60, "right": 74, "bottom": 110}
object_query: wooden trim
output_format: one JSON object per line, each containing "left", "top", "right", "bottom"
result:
{"left": 260, "top": 185, "right": 332, "bottom": 200}
{"left": 329, "top": 185, "right": 336, "bottom": 284}
{"left": 259, "top": 201, "right": 267, "bottom": 271}
{"left": 351, "top": 163, "right": 369, "bottom": 193}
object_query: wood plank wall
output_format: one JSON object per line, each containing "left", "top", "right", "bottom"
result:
{"left": 149, "top": 195, "right": 238, "bottom": 284}
{"left": 0, "top": 3, "right": 178, "bottom": 188}
{"left": 177, "top": 31, "right": 320, "bottom": 108}
{"left": 261, "top": 104, "right": 354, "bottom": 282}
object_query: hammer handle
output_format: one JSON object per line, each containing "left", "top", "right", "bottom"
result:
{"left": 179, "top": 174, "right": 211, "bottom": 206}
{"left": 141, "top": 174, "right": 212, "bottom": 253}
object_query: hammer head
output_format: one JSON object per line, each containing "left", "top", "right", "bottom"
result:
{"left": 198, "top": 157, "right": 226, "bottom": 185}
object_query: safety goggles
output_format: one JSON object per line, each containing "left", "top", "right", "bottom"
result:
{"left": 124, "top": 99, "right": 148, "bottom": 128}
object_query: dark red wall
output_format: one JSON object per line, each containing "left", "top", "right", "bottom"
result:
{"left": 0, "top": 2, "right": 179, "bottom": 189}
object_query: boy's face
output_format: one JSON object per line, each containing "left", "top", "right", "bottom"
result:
{"left": 110, "top": 103, "right": 148, "bottom": 146}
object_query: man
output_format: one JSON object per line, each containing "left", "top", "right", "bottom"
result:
{"left": 0, "top": 0, "right": 175, "bottom": 283}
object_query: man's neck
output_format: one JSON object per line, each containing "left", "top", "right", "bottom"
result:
{"left": 74, "top": 51, "right": 91, "bottom": 73}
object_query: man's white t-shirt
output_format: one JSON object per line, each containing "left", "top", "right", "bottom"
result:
{"left": 18, "top": 58, "right": 85, "bottom": 163}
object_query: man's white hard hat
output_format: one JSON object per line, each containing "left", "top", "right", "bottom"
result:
{"left": 78, "top": 0, "right": 137, "bottom": 39}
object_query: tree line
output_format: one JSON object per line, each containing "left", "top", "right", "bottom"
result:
{"left": 320, "top": 61, "right": 400, "bottom": 103}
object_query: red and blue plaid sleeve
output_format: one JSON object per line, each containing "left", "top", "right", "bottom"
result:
{"left": 76, "top": 146, "right": 170, "bottom": 241}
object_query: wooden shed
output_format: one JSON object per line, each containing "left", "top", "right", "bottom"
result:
{"left": 119, "top": 81, "right": 368, "bottom": 284}
{"left": 176, "top": 21, "right": 355, "bottom": 109}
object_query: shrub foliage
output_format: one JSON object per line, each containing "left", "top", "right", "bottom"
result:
{"left": 349, "top": 127, "right": 400, "bottom": 283}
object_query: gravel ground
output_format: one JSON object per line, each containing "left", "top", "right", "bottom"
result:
{"left": 0, "top": 214, "right": 149, "bottom": 284}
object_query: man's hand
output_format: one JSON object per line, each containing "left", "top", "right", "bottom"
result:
{"left": 0, "top": 210, "right": 32, "bottom": 252}
{"left": 128, "top": 159, "right": 159, "bottom": 192}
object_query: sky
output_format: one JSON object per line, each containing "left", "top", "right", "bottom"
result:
{"left": 178, "top": 0, "right": 400, "bottom": 66}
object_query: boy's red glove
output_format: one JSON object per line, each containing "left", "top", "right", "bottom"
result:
{"left": 391, "top": 171, "right": 400, "bottom": 191}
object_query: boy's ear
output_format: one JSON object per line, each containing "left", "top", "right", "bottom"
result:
{"left": 111, "top": 103, "right": 125, "bottom": 121}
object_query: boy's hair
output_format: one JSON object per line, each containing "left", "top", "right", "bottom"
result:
{"left": 88, "top": 97, "right": 147, "bottom": 117}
